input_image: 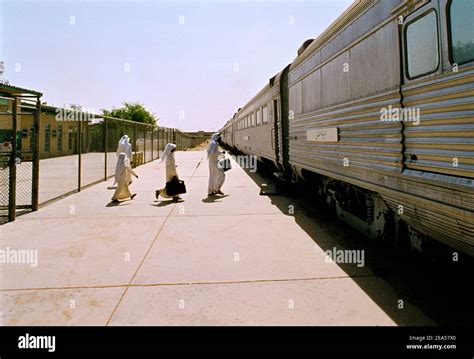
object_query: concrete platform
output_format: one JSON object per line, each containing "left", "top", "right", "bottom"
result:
{"left": 0, "top": 150, "right": 434, "bottom": 326}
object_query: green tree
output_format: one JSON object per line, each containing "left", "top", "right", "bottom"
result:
{"left": 102, "top": 102, "right": 158, "bottom": 126}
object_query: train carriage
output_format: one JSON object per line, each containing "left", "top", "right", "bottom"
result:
{"left": 232, "top": 84, "right": 277, "bottom": 165}
{"left": 222, "top": 0, "right": 474, "bottom": 256}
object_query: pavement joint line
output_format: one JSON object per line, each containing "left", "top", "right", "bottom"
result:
{"left": 165, "top": 213, "right": 289, "bottom": 217}
{"left": 0, "top": 274, "right": 378, "bottom": 292}
{"left": 104, "top": 156, "right": 204, "bottom": 326}
{"left": 15, "top": 215, "right": 174, "bottom": 220}
{"left": 13, "top": 212, "right": 284, "bottom": 220}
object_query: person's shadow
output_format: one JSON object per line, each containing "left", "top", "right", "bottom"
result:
{"left": 106, "top": 201, "right": 132, "bottom": 207}
{"left": 152, "top": 199, "right": 185, "bottom": 207}
{"left": 202, "top": 194, "right": 229, "bottom": 203}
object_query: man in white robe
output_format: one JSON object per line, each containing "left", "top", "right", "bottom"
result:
{"left": 117, "top": 135, "right": 132, "bottom": 159}
{"left": 114, "top": 135, "right": 133, "bottom": 186}
{"left": 111, "top": 153, "right": 138, "bottom": 202}
{"left": 207, "top": 133, "right": 226, "bottom": 196}
{"left": 155, "top": 143, "right": 182, "bottom": 201}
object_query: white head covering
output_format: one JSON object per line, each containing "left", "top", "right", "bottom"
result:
{"left": 207, "top": 133, "right": 220, "bottom": 158}
{"left": 159, "top": 143, "right": 176, "bottom": 163}
{"left": 117, "top": 135, "right": 132, "bottom": 158}
{"left": 115, "top": 152, "right": 129, "bottom": 183}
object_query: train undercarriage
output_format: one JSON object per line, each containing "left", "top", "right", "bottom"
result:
{"left": 299, "top": 169, "right": 451, "bottom": 258}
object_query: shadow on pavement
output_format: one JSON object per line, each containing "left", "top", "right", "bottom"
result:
{"left": 202, "top": 194, "right": 229, "bottom": 203}
{"left": 230, "top": 151, "right": 474, "bottom": 327}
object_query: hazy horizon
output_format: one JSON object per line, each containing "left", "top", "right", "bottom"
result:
{"left": 1, "top": 0, "right": 352, "bottom": 132}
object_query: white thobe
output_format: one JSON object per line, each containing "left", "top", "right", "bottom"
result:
{"left": 112, "top": 165, "right": 137, "bottom": 201}
{"left": 208, "top": 151, "right": 225, "bottom": 195}
{"left": 158, "top": 154, "right": 180, "bottom": 198}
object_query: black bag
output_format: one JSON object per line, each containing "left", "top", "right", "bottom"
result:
{"left": 165, "top": 176, "right": 187, "bottom": 196}
{"left": 218, "top": 157, "right": 232, "bottom": 172}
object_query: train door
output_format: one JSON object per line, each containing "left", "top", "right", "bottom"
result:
{"left": 400, "top": 0, "right": 474, "bottom": 179}
{"left": 279, "top": 65, "right": 291, "bottom": 175}
{"left": 272, "top": 97, "right": 280, "bottom": 164}
{"left": 232, "top": 123, "right": 235, "bottom": 147}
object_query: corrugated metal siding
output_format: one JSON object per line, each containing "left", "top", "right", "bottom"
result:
{"left": 289, "top": 88, "right": 403, "bottom": 174}
{"left": 234, "top": 123, "right": 275, "bottom": 161}
{"left": 402, "top": 69, "right": 474, "bottom": 179}
{"left": 383, "top": 196, "right": 474, "bottom": 253}
{"left": 289, "top": 0, "right": 402, "bottom": 84}
{"left": 233, "top": 84, "right": 276, "bottom": 162}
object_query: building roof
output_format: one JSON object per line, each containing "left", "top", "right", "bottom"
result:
{"left": 0, "top": 83, "right": 43, "bottom": 97}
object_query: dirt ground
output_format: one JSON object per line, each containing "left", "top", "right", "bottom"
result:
{"left": 185, "top": 140, "right": 209, "bottom": 151}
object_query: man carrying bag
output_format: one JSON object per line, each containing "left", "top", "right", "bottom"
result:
{"left": 165, "top": 175, "right": 187, "bottom": 196}
{"left": 156, "top": 143, "right": 186, "bottom": 201}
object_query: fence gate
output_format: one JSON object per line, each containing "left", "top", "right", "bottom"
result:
{"left": 0, "top": 85, "right": 42, "bottom": 223}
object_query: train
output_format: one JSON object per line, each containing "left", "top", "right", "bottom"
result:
{"left": 220, "top": 0, "right": 474, "bottom": 256}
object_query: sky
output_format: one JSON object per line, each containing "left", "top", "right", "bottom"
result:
{"left": 0, "top": 0, "right": 352, "bottom": 132}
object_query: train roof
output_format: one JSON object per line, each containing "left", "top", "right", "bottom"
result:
{"left": 290, "top": 0, "right": 375, "bottom": 69}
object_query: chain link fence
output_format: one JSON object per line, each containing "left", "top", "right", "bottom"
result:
{"left": 0, "top": 102, "right": 13, "bottom": 224}
{"left": 1, "top": 95, "right": 39, "bottom": 223}
{"left": 37, "top": 112, "right": 206, "bottom": 206}
{"left": 1, "top": 97, "right": 210, "bottom": 223}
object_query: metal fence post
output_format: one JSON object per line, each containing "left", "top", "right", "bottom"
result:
{"left": 78, "top": 116, "right": 82, "bottom": 192}
{"left": 160, "top": 128, "right": 162, "bottom": 151}
{"left": 104, "top": 117, "right": 108, "bottom": 180}
{"left": 143, "top": 125, "right": 147, "bottom": 163}
{"left": 32, "top": 97, "right": 41, "bottom": 211}
{"left": 133, "top": 123, "right": 137, "bottom": 166}
{"left": 8, "top": 96, "right": 18, "bottom": 222}
{"left": 151, "top": 126, "right": 154, "bottom": 161}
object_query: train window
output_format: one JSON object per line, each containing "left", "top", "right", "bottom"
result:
{"left": 262, "top": 106, "right": 268, "bottom": 123}
{"left": 256, "top": 110, "right": 261, "bottom": 125}
{"left": 405, "top": 10, "right": 439, "bottom": 79}
{"left": 448, "top": 0, "right": 474, "bottom": 65}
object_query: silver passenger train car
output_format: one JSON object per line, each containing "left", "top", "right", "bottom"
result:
{"left": 221, "top": 0, "right": 474, "bottom": 256}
